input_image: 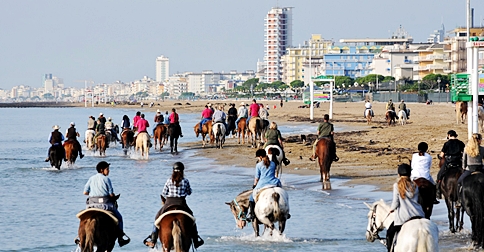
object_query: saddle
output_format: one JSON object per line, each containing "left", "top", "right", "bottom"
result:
{"left": 76, "top": 208, "right": 118, "bottom": 225}
{"left": 154, "top": 209, "right": 196, "bottom": 229}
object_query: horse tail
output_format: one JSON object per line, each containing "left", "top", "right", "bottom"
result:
{"left": 272, "top": 192, "right": 280, "bottom": 220}
{"left": 84, "top": 218, "right": 96, "bottom": 252}
{"left": 172, "top": 219, "right": 183, "bottom": 252}
{"left": 416, "top": 227, "right": 430, "bottom": 252}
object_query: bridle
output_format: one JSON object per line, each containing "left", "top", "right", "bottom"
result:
{"left": 232, "top": 198, "right": 250, "bottom": 223}
{"left": 366, "top": 204, "right": 390, "bottom": 242}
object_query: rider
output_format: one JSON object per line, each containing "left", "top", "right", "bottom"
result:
{"left": 410, "top": 142, "right": 438, "bottom": 204}
{"left": 87, "top": 116, "right": 96, "bottom": 131}
{"left": 45, "top": 125, "right": 66, "bottom": 162}
{"left": 364, "top": 100, "right": 374, "bottom": 117}
{"left": 105, "top": 117, "right": 120, "bottom": 142}
{"left": 199, "top": 105, "right": 213, "bottom": 132}
{"left": 457, "top": 133, "right": 484, "bottom": 205}
{"left": 135, "top": 114, "right": 150, "bottom": 135}
{"left": 235, "top": 102, "right": 248, "bottom": 129}
{"left": 143, "top": 162, "right": 204, "bottom": 249}
{"left": 133, "top": 111, "right": 141, "bottom": 129}
{"left": 94, "top": 119, "right": 106, "bottom": 146}
{"left": 386, "top": 164, "right": 425, "bottom": 252}
{"left": 258, "top": 103, "right": 269, "bottom": 120}
{"left": 163, "top": 111, "right": 170, "bottom": 125}
{"left": 121, "top": 115, "right": 130, "bottom": 130}
{"left": 212, "top": 105, "right": 229, "bottom": 136}
{"left": 247, "top": 99, "right": 260, "bottom": 123}
{"left": 309, "top": 114, "right": 339, "bottom": 162}
{"left": 436, "top": 130, "right": 465, "bottom": 199}
{"left": 247, "top": 149, "right": 282, "bottom": 221}
{"left": 263, "top": 122, "right": 290, "bottom": 166}
{"left": 83, "top": 161, "right": 130, "bottom": 247}
{"left": 65, "top": 122, "right": 84, "bottom": 159}
{"left": 152, "top": 109, "right": 164, "bottom": 137}
{"left": 169, "top": 108, "right": 183, "bottom": 137}
{"left": 398, "top": 100, "right": 410, "bottom": 119}
{"left": 386, "top": 99, "right": 395, "bottom": 112}
{"left": 227, "top": 103, "right": 238, "bottom": 134}
{"left": 98, "top": 113, "right": 107, "bottom": 124}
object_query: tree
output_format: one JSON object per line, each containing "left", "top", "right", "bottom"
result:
{"left": 242, "top": 78, "right": 259, "bottom": 89}
{"left": 335, "top": 76, "right": 354, "bottom": 88}
{"left": 43, "top": 93, "right": 54, "bottom": 99}
{"left": 290, "top": 80, "right": 304, "bottom": 88}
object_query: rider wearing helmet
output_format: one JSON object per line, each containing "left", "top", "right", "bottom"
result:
{"left": 65, "top": 122, "right": 84, "bottom": 159}
{"left": 143, "top": 162, "right": 204, "bottom": 249}
{"left": 83, "top": 161, "right": 130, "bottom": 247}
{"left": 263, "top": 122, "right": 290, "bottom": 166}
{"left": 435, "top": 130, "right": 465, "bottom": 198}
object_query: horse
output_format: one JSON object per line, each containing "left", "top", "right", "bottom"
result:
{"left": 153, "top": 124, "right": 166, "bottom": 151}
{"left": 314, "top": 138, "right": 335, "bottom": 190}
{"left": 248, "top": 117, "right": 268, "bottom": 148}
{"left": 154, "top": 206, "right": 196, "bottom": 252}
{"left": 438, "top": 156, "right": 464, "bottom": 233}
{"left": 76, "top": 195, "right": 120, "bottom": 252}
{"left": 168, "top": 124, "right": 181, "bottom": 154}
{"left": 96, "top": 134, "right": 107, "bottom": 156}
{"left": 265, "top": 145, "right": 283, "bottom": 178}
{"left": 64, "top": 140, "right": 78, "bottom": 166}
{"left": 456, "top": 101, "right": 468, "bottom": 124}
{"left": 135, "top": 132, "right": 150, "bottom": 158}
{"left": 385, "top": 110, "right": 396, "bottom": 126}
{"left": 365, "top": 109, "right": 373, "bottom": 125}
{"left": 212, "top": 122, "right": 226, "bottom": 149}
{"left": 398, "top": 110, "right": 407, "bottom": 125}
{"left": 462, "top": 172, "right": 484, "bottom": 248}
{"left": 237, "top": 118, "right": 247, "bottom": 144}
{"left": 413, "top": 178, "right": 435, "bottom": 219}
{"left": 226, "top": 188, "right": 290, "bottom": 237}
{"left": 364, "top": 200, "right": 439, "bottom": 252}
{"left": 120, "top": 129, "right": 135, "bottom": 153}
{"left": 49, "top": 145, "right": 64, "bottom": 170}
{"left": 194, "top": 121, "right": 213, "bottom": 148}
{"left": 226, "top": 116, "right": 237, "bottom": 137}
{"left": 85, "top": 129, "right": 95, "bottom": 150}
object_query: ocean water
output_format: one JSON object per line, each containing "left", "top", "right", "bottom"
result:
{"left": 0, "top": 107, "right": 472, "bottom": 251}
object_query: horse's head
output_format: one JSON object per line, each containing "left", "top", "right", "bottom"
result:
{"left": 194, "top": 124, "right": 200, "bottom": 137}
{"left": 225, "top": 190, "right": 252, "bottom": 229}
{"left": 364, "top": 200, "right": 392, "bottom": 243}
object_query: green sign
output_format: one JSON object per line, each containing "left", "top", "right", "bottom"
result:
{"left": 313, "top": 75, "right": 334, "bottom": 80}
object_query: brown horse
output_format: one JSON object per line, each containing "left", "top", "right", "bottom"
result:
{"left": 237, "top": 118, "right": 247, "bottom": 144}
{"left": 413, "top": 178, "right": 436, "bottom": 219}
{"left": 456, "top": 101, "right": 468, "bottom": 124}
{"left": 154, "top": 124, "right": 166, "bottom": 151}
{"left": 365, "top": 109, "right": 373, "bottom": 125}
{"left": 385, "top": 110, "right": 396, "bottom": 126}
{"left": 96, "top": 134, "right": 107, "bottom": 156}
{"left": 194, "top": 121, "right": 213, "bottom": 148}
{"left": 64, "top": 140, "right": 78, "bottom": 165}
{"left": 315, "top": 138, "right": 335, "bottom": 190}
{"left": 248, "top": 117, "right": 268, "bottom": 148}
{"left": 439, "top": 156, "right": 465, "bottom": 233}
{"left": 121, "top": 129, "right": 135, "bottom": 152}
{"left": 155, "top": 206, "right": 195, "bottom": 252}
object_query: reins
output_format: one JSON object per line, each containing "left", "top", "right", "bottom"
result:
{"left": 233, "top": 198, "right": 251, "bottom": 223}
{"left": 367, "top": 204, "right": 391, "bottom": 241}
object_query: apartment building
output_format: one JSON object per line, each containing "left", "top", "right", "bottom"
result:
{"left": 370, "top": 44, "right": 419, "bottom": 81}
{"left": 413, "top": 44, "right": 448, "bottom": 80}
{"left": 156, "top": 55, "right": 170, "bottom": 82}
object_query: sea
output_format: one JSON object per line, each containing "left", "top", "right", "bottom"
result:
{"left": 0, "top": 107, "right": 473, "bottom": 251}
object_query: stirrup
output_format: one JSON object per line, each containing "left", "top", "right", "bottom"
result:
{"left": 143, "top": 236, "right": 155, "bottom": 248}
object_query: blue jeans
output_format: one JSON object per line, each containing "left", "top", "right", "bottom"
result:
{"left": 199, "top": 118, "right": 211, "bottom": 131}
{"left": 111, "top": 208, "right": 124, "bottom": 230}
{"left": 235, "top": 117, "right": 246, "bottom": 128}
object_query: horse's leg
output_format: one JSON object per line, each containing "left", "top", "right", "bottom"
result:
{"left": 279, "top": 219, "right": 286, "bottom": 234}
{"left": 174, "top": 138, "right": 178, "bottom": 153}
{"left": 252, "top": 219, "right": 259, "bottom": 237}
{"left": 444, "top": 197, "right": 456, "bottom": 233}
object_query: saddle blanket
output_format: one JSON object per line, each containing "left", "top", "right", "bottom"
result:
{"left": 76, "top": 208, "right": 118, "bottom": 225}
{"left": 154, "top": 210, "right": 196, "bottom": 229}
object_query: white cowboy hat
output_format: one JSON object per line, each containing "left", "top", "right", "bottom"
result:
{"left": 70, "top": 122, "right": 75, "bottom": 126}
{"left": 240, "top": 102, "right": 245, "bottom": 106}
{"left": 157, "top": 109, "right": 161, "bottom": 113}
{"left": 53, "top": 125, "right": 60, "bottom": 130}
{"left": 108, "top": 117, "right": 112, "bottom": 121}
{"left": 99, "top": 112, "right": 104, "bottom": 116}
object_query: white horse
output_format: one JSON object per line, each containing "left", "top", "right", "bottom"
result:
{"left": 226, "top": 187, "right": 290, "bottom": 237}
{"left": 265, "top": 145, "right": 283, "bottom": 178}
{"left": 365, "top": 200, "right": 439, "bottom": 252}
{"left": 398, "top": 110, "right": 407, "bottom": 125}
{"left": 365, "top": 109, "right": 374, "bottom": 125}
{"left": 85, "top": 129, "right": 95, "bottom": 150}
{"left": 212, "top": 122, "right": 226, "bottom": 149}
{"left": 135, "top": 132, "right": 150, "bottom": 158}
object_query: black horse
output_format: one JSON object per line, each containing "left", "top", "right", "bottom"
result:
{"left": 226, "top": 116, "right": 236, "bottom": 137}
{"left": 168, "top": 123, "right": 181, "bottom": 154}
{"left": 49, "top": 145, "right": 64, "bottom": 170}
{"left": 462, "top": 172, "right": 484, "bottom": 248}
{"left": 414, "top": 178, "right": 436, "bottom": 219}
{"left": 439, "top": 156, "right": 464, "bottom": 233}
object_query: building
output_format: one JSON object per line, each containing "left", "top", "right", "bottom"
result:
{"left": 264, "top": 7, "right": 293, "bottom": 83}
{"left": 427, "top": 23, "right": 445, "bottom": 43}
{"left": 186, "top": 70, "right": 256, "bottom": 95}
{"left": 413, "top": 44, "right": 449, "bottom": 80}
{"left": 155, "top": 55, "right": 170, "bottom": 83}
{"left": 44, "top": 74, "right": 54, "bottom": 94}
{"left": 443, "top": 27, "right": 484, "bottom": 74}
{"left": 369, "top": 44, "right": 419, "bottom": 81}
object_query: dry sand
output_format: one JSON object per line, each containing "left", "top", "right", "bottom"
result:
{"left": 88, "top": 98, "right": 468, "bottom": 191}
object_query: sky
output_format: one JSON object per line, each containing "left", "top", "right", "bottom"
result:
{"left": 1, "top": 0, "right": 484, "bottom": 90}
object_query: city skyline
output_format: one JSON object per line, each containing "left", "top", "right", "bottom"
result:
{"left": 1, "top": 0, "right": 484, "bottom": 90}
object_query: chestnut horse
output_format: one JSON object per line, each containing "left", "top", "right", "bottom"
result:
{"left": 456, "top": 101, "right": 468, "bottom": 124}
{"left": 237, "top": 118, "right": 247, "bottom": 144}
{"left": 76, "top": 195, "right": 120, "bottom": 252}
{"left": 385, "top": 110, "right": 396, "bottom": 126}
{"left": 154, "top": 124, "right": 166, "bottom": 151}
{"left": 96, "top": 134, "right": 107, "bottom": 156}
{"left": 194, "top": 121, "right": 213, "bottom": 148}
{"left": 413, "top": 178, "right": 435, "bottom": 219}
{"left": 315, "top": 138, "right": 335, "bottom": 190}
{"left": 154, "top": 206, "right": 196, "bottom": 252}
{"left": 248, "top": 117, "right": 268, "bottom": 148}
{"left": 438, "top": 155, "right": 464, "bottom": 233}
{"left": 64, "top": 140, "right": 78, "bottom": 166}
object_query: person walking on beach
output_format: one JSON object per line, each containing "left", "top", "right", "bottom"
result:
{"left": 65, "top": 122, "right": 84, "bottom": 159}
{"left": 309, "top": 114, "right": 339, "bottom": 162}
{"left": 280, "top": 99, "right": 283, "bottom": 108}
{"left": 435, "top": 130, "right": 465, "bottom": 198}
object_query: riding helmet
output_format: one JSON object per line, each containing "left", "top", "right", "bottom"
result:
{"left": 417, "top": 142, "right": 428, "bottom": 152}
{"left": 447, "top": 130, "right": 458, "bottom": 137}
{"left": 255, "top": 149, "right": 267, "bottom": 157}
{"left": 173, "top": 162, "right": 185, "bottom": 172}
{"left": 397, "top": 163, "right": 411, "bottom": 176}
{"left": 96, "top": 161, "right": 110, "bottom": 172}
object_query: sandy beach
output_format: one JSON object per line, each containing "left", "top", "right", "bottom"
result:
{"left": 78, "top": 98, "right": 468, "bottom": 192}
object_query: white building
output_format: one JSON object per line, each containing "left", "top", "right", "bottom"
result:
{"left": 264, "top": 7, "right": 293, "bottom": 83}
{"left": 156, "top": 55, "right": 170, "bottom": 83}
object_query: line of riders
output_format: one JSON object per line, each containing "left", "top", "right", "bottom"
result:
{"left": 362, "top": 99, "right": 411, "bottom": 120}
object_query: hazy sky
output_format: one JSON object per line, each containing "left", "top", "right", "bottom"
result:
{"left": 1, "top": 0, "right": 484, "bottom": 89}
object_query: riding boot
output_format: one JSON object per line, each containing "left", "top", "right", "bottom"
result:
{"left": 435, "top": 180, "right": 442, "bottom": 199}
{"left": 191, "top": 224, "right": 204, "bottom": 248}
{"left": 143, "top": 229, "right": 158, "bottom": 248}
{"left": 118, "top": 231, "right": 130, "bottom": 247}
{"left": 248, "top": 201, "right": 256, "bottom": 221}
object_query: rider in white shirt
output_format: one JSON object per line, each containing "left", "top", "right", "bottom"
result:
{"left": 410, "top": 142, "right": 435, "bottom": 184}
{"left": 364, "top": 100, "right": 374, "bottom": 117}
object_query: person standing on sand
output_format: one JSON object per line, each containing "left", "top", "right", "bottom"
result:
{"left": 280, "top": 99, "right": 283, "bottom": 108}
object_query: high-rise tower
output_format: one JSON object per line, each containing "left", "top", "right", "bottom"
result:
{"left": 264, "top": 7, "right": 293, "bottom": 83}
{"left": 156, "top": 55, "right": 170, "bottom": 83}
